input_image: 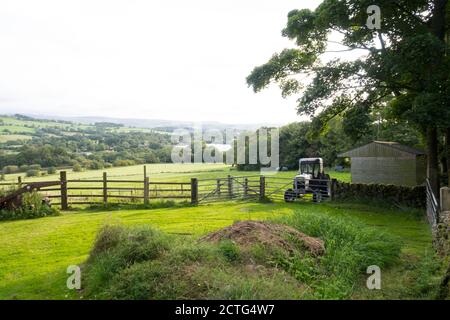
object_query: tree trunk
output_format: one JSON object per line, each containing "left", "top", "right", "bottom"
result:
{"left": 427, "top": 0, "right": 447, "bottom": 194}
{"left": 427, "top": 127, "right": 440, "bottom": 197}
{"left": 430, "top": 0, "right": 448, "bottom": 40}
{"left": 447, "top": 128, "right": 450, "bottom": 187}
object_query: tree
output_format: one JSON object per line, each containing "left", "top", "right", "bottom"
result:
{"left": 73, "top": 163, "right": 83, "bottom": 172}
{"left": 26, "top": 169, "right": 40, "bottom": 177}
{"left": 47, "top": 167, "right": 57, "bottom": 174}
{"left": 247, "top": 0, "right": 449, "bottom": 194}
{"left": 279, "top": 122, "right": 315, "bottom": 168}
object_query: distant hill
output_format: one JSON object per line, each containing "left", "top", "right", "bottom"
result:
{"left": 23, "top": 114, "right": 282, "bottom": 132}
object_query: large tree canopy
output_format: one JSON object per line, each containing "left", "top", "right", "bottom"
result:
{"left": 247, "top": 0, "right": 449, "bottom": 193}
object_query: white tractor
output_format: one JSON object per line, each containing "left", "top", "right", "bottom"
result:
{"left": 284, "top": 158, "right": 331, "bottom": 203}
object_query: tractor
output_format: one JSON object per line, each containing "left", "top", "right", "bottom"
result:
{"left": 284, "top": 158, "right": 331, "bottom": 203}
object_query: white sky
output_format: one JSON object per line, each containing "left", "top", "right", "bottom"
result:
{"left": 0, "top": 0, "right": 327, "bottom": 124}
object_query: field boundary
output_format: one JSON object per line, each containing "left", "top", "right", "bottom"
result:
{"left": 0, "top": 171, "right": 334, "bottom": 209}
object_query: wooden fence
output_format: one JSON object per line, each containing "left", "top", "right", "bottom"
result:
{"left": 1, "top": 171, "right": 333, "bottom": 209}
{"left": 1, "top": 171, "right": 192, "bottom": 209}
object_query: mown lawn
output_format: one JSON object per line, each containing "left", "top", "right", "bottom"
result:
{"left": 0, "top": 200, "right": 434, "bottom": 300}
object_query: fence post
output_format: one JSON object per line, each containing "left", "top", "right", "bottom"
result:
{"left": 244, "top": 177, "right": 249, "bottom": 198}
{"left": 259, "top": 176, "right": 265, "bottom": 201}
{"left": 60, "top": 171, "right": 68, "bottom": 210}
{"left": 227, "top": 175, "right": 233, "bottom": 199}
{"left": 330, "top": 178, "right": 337, "bottom": 200}
{"left": 17, "top": 176, "right": 22, "bottom": 188}
{"left": 103, "top": 172, "right": 108, "bottom": 206}
{"left": 191, "top": 178, "right": 198, "bottom": 205}
{"left": 144, "top": 177, "right": 150, "bottom": 205}
{"left": 217, "top": 179, "right": 221, "bottom": 196}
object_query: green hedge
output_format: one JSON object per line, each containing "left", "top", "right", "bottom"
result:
{"left": 333, "top": 181, "right": 426, "bottom": 209}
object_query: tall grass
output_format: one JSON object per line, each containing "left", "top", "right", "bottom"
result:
{"left": 275, "top": 211, "right": 402, "bottom": 298}
{"left": 83, "top": 225, "right": 169, "bottom": 297}
{"left": 82, "top": 210, "right": 403, "bottom": 300}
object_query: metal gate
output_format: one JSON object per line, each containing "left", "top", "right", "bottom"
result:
{"left": 426, "top": 178, "right": 440, "bottom": 226}
{"left": 196, "top": 175, "right": 332, "bottom": 204}
{"left": 197, "top": 175, "right": 261, "bottom": 203}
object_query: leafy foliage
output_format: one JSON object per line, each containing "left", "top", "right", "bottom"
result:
{"left": 247, "top": 0, "right": 450, "bottom": 184}
{"left": 0, "top": 115, "right": 174, "bottom": 172}
{"left": 0, "top": 190, "right": 59, "bottom": 221}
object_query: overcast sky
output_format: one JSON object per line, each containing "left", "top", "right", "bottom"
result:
{"left": 0, "top": 0, "right": 330, "bottom": 124}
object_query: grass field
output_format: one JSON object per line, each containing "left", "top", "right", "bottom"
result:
{"left": 0, "top": 116, "right": 89, "bottom": 131}
{"left": 0, "top": 116, "right": 159, "bottom": 136}
{"left": 0, "top": 135, "right": 33, "bottom": 143}
{"left": 0, "top": 197, "right": 437, "bottom": 300}
{"left": 1, "top": 163, "right": 439, "bottom": 300}
{"left": 0, "top": 125, "right": 35, "bottom": 134}
{"left": 2, "top": 163, "right": 352, "bottom": 183}
{"left": 1, "top": 164, "right": 351, "bottom": 205}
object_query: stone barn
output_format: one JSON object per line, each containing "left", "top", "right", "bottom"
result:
{"left": 338, "top": 141, "right": 426, "bottom": 186}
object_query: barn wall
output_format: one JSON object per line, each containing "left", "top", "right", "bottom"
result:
{"left": 341, "top": 142, "right": 417, "bottom": 158}
{"left": 351, "top": 157, "right": 418, "bottom": 186}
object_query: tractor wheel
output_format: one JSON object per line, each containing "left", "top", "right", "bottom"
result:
{"left": 284, "top": 189, "right": 296, "bottom": 202}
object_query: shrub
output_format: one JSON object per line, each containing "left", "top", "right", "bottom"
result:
{"left": 28, "top": 164, "right": 41, "bottom": 171}
{"left": 113, "top": 159, "right": 135, "bottom": 167}
{"left": 73, "top": 163, "right": 83, "bottom": 172}
{"left": 26, "top": 169, "right": 41, "bottom": 177}
{"left": 2, "top": 165, "right": 19, "bottom": 174}
{"left": 88, "top": 161, "right": 104, "bottom": 170}
{"left": 0, "top": 191, "right": 59, "bottom": 221}
{"left": 47, "top": 167, "right": 57, "bottom": 174}
{"left": 0, "top": 185, "right": 17, "bottom": 198}
{"left": 19, "top": 165, "right": 30, "bottom": 172}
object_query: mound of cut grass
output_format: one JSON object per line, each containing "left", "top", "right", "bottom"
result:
{"left": 81, "top": 211, "right": 401, "bottom": 300}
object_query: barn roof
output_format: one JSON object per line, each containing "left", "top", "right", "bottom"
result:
{"left": 338, "top": 141, "right": 425, "bottom": 158}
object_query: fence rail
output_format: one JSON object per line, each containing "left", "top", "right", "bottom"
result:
{"left": 195, "top": 175, "right": 333, "bottom": 204}
{"left": 1, "top": 171, "right": 336, "bottom": 209}
{"left": 426, "top": 179, "right": 440, "bottom": 226}
{"left": 0, "top": 171, "right": 194, "bottom": 209}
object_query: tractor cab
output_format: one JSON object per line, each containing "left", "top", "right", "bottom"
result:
{"left": 284, "top": 158, "right": 330, "bottom": 203}
{"left": 296, "top": 158, "right": 325, "bottom": 180}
